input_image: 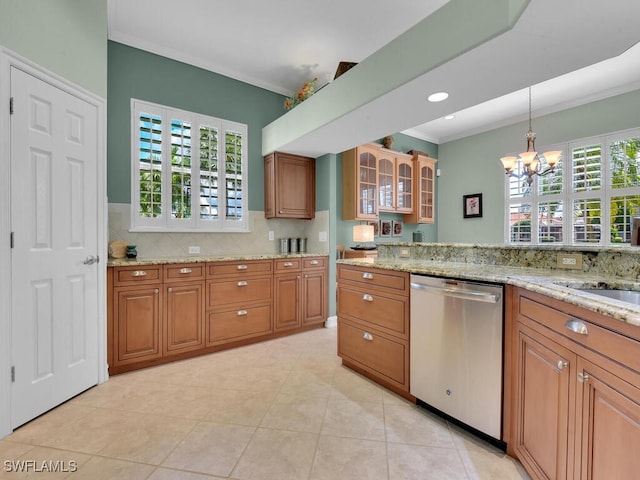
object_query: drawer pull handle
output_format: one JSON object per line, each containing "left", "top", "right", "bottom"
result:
{"left": 310, "top": 260, "right": 319, "bottom": 265}
{"left": 363, "top": 294, "right": 373, "bottom": 302}
{"left": 284, "top": 261, "right": 294, "bottom": 267}
{"left": 237, "top": 281, "right": 248, "bottom": 287}
{"left": 237, "top": 264, "right": 248, "bottom": 270}
{"left": 131, "top": 270, "right": 147, "bottom": 277}
{"left": 237, "top": 310, "right": 248, "bottom": 316}
{"left": 565, "top": 318, "right": 589, "bottom": 335}
{"left": 362, "top": 272, "right": 373, "bottom": 280}
{"left": 362, "top": 332, "right": 374, "bottom": 341}
{"left": 179, "top": 267, "right": 192, "bottom": 274}
{"left": 557, "top": 360, "right": 569, "bottom": 370}
{"left": 578, "top": 372, "right": 590, "bottom": 383}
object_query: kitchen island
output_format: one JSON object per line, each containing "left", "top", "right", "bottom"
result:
{"left": 337, "top": 243, "right": 640, "bottom": 480}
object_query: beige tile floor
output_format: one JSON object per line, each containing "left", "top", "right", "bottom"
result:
{"left": 0, "top": 328, "right": 531, "bottom": 479}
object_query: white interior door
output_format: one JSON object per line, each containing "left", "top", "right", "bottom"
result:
{"left": 10, "top": 66, "right": 99, "bottom": 428}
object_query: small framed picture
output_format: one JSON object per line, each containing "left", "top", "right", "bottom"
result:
{"left": 392, "top": 220, "right": 403, "bottom": 237}
{"left": 368, "top": 221, "right": 379, "bottom": 237}
{"left": 380, "top": 220, "right": 392, "bottom": 237}
{"left": 463, "top": 193, "right": 483, "bottom": 219}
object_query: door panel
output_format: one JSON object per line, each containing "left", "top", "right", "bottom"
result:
{"left": 10, "top": 67, "right": 99, "bottom": 428}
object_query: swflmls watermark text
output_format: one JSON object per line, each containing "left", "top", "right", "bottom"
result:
{"left": 4, "top": 459, "right": 78, "bottom": 473}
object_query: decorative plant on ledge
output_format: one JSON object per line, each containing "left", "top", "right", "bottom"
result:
{"left": 284, "top": 77, "right": 317, "bottom": 110}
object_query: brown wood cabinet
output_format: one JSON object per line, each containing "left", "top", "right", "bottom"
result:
{"left": 403, "top": 151, "right": 437, "bottom": 224}
{"left": 108, "top": 257, "right": 327, "bottom": 374}
{"left": 336, "top": 264, "right": 410, "bottom": 398}
{"left": 342, "top": 144, "right": 379, "bottom": 220}
{"left": 206, "top": 260, "right": 273, "bottom": 345}
{"left": 112, "top": 265, "right": 163, "bottom": 367}
{"left": 505, "top": 286, "right": 640, "bottom": 480}
{"left": 264, "top": 151, "right": 315, "bottom": 219}
{"left": 377, "top": 150, "right": 413, "bottom": 214}
{"left": 163, "top": 263, "right": 205, "bottom": 355}
{"left": 274, "top": 257, "right": 327, "bottom": 331}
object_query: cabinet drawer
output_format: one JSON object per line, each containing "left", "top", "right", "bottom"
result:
{"left": 338, "top": 265, "right": 408, "bottom": 293}
{"left": 338, "top": 285, "right": 408, "bottom": 337}
{"left": 338, "top": 320, "right": 407, "bottom": 388}
{"left": 303, "top": 257, "right": 326, "bottom": 269}
{"left": 164, "top": 263, "right": 205, "bottom": 282}
{"left": 207, "top": 277, "right": 272, "bottom": 308}
{"left": 519, "top": 296, "right": 640, "bottom": 376}
{"left": 114, "top": 265, "right": 162, "bottom": 286}
{"left": 274, "top": 258, "right": 301, "bottom": 271}
{"left": 206, "top": 304, "right": 272, "bottom": 345}
{"left": 207, "top": 260, "right": 273, "bottom": 277}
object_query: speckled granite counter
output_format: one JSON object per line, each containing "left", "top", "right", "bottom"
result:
{"left": 107, "top": 252, "right": 328, "bottom": 267}
{"left": 338, "top": 243, "right": 640, "bottom": 327}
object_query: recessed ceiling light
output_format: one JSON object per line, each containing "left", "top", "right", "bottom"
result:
{"left": 427, "top": 92, "right": 449, "bottom": 102}
{"left": 444, "top": 114, "right": 455, "bottom": 120}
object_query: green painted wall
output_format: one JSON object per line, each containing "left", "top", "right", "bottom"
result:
{"left": 437, "top": 89, "right": 640, "bottom": 243}
{"left": 0, "top": 0, "right": 107, "bottom": 98}
{"left": 335, "top": 133, "right": 439, "bottom": 249}
{"left": 107, "top": 41, "right": 285, "bottom": 208}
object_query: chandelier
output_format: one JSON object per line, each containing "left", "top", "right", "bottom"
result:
{"left": 500, "top": 87, "right": 561, "bottom": 185}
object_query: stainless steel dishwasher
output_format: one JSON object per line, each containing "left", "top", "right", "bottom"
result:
{"left": 410, "top": 274, "right": 504, "bottom": 445}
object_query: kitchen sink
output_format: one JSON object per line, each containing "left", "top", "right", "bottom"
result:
{"left": 579, "top": 288, "right": 640, "bottom": 306}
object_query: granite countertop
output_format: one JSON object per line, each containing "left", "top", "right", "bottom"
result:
{"left": 107, "top": 252, "right": 328, "bottom": 267}
{"left": 338, "top": 257, "right": 640, "bottom": 327}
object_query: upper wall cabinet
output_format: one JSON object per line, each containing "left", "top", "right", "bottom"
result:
{"left": 404, "top": 151, "right": 437, "bottom": 224}
{"left": 264, "top": 152, "right": 316, "bottom": 219}
{"left": 378, "top": 150, "right": 413, "bottom": 214}
{"left": 342, "top": 144, "right": 379, "bottom": 221}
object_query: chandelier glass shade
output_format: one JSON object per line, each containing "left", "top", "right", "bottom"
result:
{"left": 500, "top": 87, "right": 561, "bottom": 185}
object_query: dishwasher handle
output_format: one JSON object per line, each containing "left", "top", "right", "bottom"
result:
{"left": 410, "top": 282, "right": 501, "bottom": 304}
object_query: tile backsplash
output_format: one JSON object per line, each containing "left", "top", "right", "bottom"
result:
{"left": 108, "top": 203, "right": 329, "bottom": 258}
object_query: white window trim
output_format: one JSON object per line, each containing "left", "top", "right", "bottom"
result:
{"left": 505, "top": 127, "right": 640, "bottom": 246}
{"left": 130, "top": 99, "right": 249, "bottom": 233}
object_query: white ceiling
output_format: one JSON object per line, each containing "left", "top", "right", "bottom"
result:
{"left": 108, "top": 0, "right": 640, "bottom": 148}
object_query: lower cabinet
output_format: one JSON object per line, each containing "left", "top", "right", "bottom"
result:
{"left": 108, "top": 256, "right": 328, "bottom": 374}
{"left": 506, "top": 286, "right": 640, "bottom": 480}
{"left": 336, "top": 264, "right": 410, "bottom": 398}
{"left": 113, "top": 284, "right": 162, "bottom": 365}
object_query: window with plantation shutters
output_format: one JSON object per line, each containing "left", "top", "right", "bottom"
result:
{"left": 131, "top": 99, "right": 248, "bottom": 232}
{"left": 505, "top": 128, "right": 640, "bottom": 246}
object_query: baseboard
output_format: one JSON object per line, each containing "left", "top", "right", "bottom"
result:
{"left": 324, "top": 315, "right": 337, "bottom": 328}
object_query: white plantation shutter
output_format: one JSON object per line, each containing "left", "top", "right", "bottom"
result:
{"left": 131, "top": 99, "right": 248, "bottom": 232}
{"left": 505, "top": 128, "right": 640, "bottom": 246}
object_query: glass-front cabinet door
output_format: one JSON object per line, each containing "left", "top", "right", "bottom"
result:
{"left": 358, "top": 149, "right": 378, "bottom": 219}
{"left": 378, "top": 154, "right": 395, "bottom": 212}
{"left": 404, "top": 152, "right": 437, "bottom": 224}
{"left": 396, "top": 156, "right": 413, "bottom": 213}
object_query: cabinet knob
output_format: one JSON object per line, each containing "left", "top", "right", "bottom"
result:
{"left": 362, "top": 272, "right": 373, "bottom": 280}
{"left": 237, "top": 281, "right": 248, "bottom": 287}
{"left": 132, "top": 270, "right": 147, "bottom": 277}
{"left": 179, "top": 267, "right": 192, "bottom": 274}
{"left": 237, "top": 264, "right": 248, "bottom": 270}
{"left": 557, "top": 360, "right": 569, "bottom": 370}
{"left": 577, "top": 372, "right": 590, "bottom": 383}
{"left": 362, "top": 294, "right": 373, "bottom": 302}
{"left": 168, "top": 287, "right": 173, "bottom": 293}
{"left": 237, "top": 310, "right": 248, "bottom": 316}
{"left": 154, "top": 289, "right": 159, "bottom": 294}
{"left": 362, "top": 332, "right": 374, "bottom": 341}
